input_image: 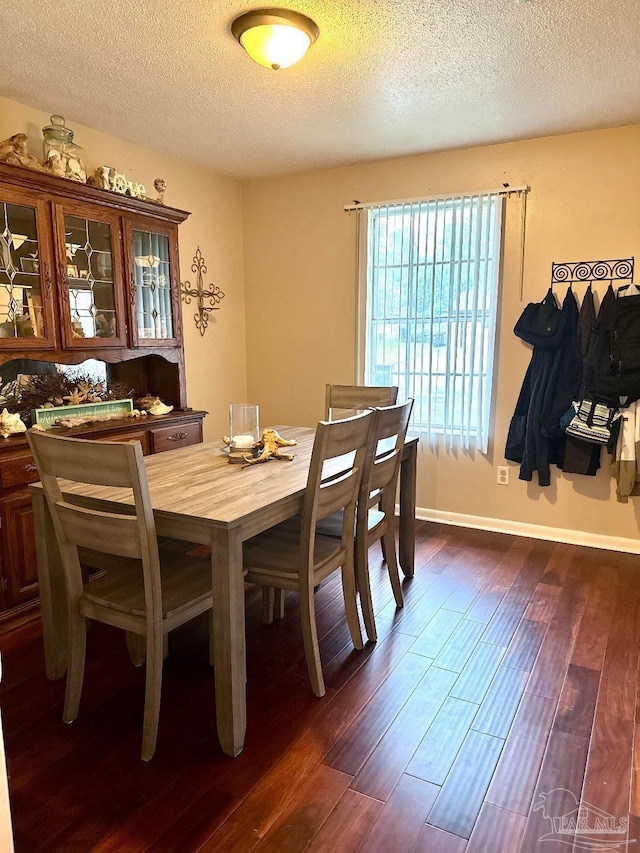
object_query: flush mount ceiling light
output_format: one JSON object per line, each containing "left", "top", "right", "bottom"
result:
{"left": 231, "top": 8, "right": 319, "bottom": 70}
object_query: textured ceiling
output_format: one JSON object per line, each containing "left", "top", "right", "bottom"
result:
{"left": 1, "top": 0, "right": 639, "bottom": 180}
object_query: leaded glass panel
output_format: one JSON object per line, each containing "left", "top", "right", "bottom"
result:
{"left": 132, "top": 230, "right": 173, "bottom": 339}
{"left": 0, "top": 202, "right": 44, "bottom": 338}
{"left": 64, "top": 214, "right": 116, "bottom": 339}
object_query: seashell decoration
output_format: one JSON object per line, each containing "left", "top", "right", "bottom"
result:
{"left": 147, "top": 400, "right": 173, "bottom": 416}
{"left": 135, "top": 395, "right": 158, "bottom": 410}
{"left": 0, "top": 409, "right": 27, "bottom": 439}
{"left": 135, "top": 395, "right": 173, "bottom": 416}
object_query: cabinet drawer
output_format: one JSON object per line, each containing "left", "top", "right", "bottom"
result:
{"left": 0, "top": 454, "right": 39, "bottom": 489}
{"left": 150, "top": 422, "right": 201, "bottom": 453}
{"left": 102, "top": 430, "right": 150, "bottom": 456}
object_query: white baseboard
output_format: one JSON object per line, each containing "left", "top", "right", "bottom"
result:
{"left": 415, "top": 507, "right": 640, "bottom": 555}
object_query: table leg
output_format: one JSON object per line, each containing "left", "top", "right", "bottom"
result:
{"left": 398, "top": 441, "right": 417, "bottom": 578}
{"left": 31, "top": 491, "right": 67, "bottom": 680}
{"left": 210, "top": 527, "right": 247, "bottom": 757}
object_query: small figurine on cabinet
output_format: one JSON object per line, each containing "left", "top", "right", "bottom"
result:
{"left": 154, "top": 178, "right": 166, "bottom": 204}
{"left": 0, "top": 134, "right": 48, "bottom": 173}
{"left": 86, "top": 165, "right": 113, "bottom": 190}
{"left": 87, "top": 166, "right": 146, "bottom": 199}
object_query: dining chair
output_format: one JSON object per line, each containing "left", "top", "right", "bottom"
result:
{"left": 242, "top": 410, "right": 373, "bottom": 697}
{"left": 27, "top": 430, "right": 215, "bottom": 761}
{"left": 325, "top": 384, "right": 400, "bottom": 567}
{"left": 325, "top": 383, "right": 399, "bottom": 421}
{"left": 317, "top": 399, "right": 414, "bottom": 642}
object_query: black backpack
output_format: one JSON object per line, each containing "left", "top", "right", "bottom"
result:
{"left": 591, "top": 293, "right": 640, "bottom": 405}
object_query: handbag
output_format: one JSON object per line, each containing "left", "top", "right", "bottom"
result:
{"left": 563, "top": 399, "right": 620, "bottom": 445}
{"left": 514, "top": 288, "right": 566, "bottom": 349}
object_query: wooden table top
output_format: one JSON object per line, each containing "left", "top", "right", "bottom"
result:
{"left": 30, "top": 427, "right": 419, "bottom": 536}
{"left": 31, "top": 426, "right": 317, "bottom": 532}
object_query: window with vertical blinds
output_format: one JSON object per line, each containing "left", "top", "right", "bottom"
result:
{"left": 363, "top": 192, "right": 504, "bottom": 452}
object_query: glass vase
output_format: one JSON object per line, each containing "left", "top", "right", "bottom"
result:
{"left": 42, "top": 115, "right": 86, "bottom": 183}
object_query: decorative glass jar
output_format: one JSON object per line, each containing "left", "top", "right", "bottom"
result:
{"left": 42, "top": 115, "right": 86, "bottom": 183}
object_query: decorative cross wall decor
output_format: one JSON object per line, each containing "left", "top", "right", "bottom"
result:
{"left": 180, "top": 247, "right": 225, "bottom": 336}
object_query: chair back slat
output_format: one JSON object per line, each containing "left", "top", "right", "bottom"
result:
{"left": 316, "top": 469, "right": 360, "bottom": 520}
{"left": 325, "top": 384, "right": 398, "bottom": 420}
{"left": 28, "top": 432, "right": 139, "bottom": 488}
{"left": 56, "top": 502, "right": 145, "bottom": 559}
{"left": 369, "top": 452, "right": 399, "bottom": 493}
{"left": 374, "top": 402, "right": 411, "bottom": 441}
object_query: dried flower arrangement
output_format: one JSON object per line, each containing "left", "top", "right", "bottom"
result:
{"left": 0, "top": 370, "right": 133, "bottom": 427}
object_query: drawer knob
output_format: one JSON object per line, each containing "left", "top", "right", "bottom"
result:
{"left": 167, "top": 432, "right": 188, "bottom": 442}
{"left": 25, "top": 464, "right": 38, "bottom": 473}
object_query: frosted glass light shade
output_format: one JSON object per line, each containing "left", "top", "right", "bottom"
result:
{"left": 232, "top": 9, "right": 319, "bottom": 70}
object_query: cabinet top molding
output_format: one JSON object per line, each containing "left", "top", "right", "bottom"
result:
{"left": 0, "top": 162, "right": 190, "bottom": 225}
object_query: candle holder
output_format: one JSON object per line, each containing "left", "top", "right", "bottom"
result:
{"left": 229, "top": 404, "right": 260, "bottom": 452}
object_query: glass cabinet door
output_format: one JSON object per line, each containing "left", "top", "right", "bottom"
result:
{"left": 126, "top": 221, "right": 180, "bottom": 346}
{"left": 55, "top": 206, "right": 126, "bottom": 348}
{"left": 0, "top": 195, "right": 56, "bottom": 348}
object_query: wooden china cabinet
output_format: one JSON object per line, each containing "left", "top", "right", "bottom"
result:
{"left": 0, "top": 162, "right": 206, "bottom": 630}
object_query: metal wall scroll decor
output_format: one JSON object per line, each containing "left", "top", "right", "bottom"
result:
{"left": 180, "top": 247, "right": 225, "bottom": 336}
{"left": 551, "top": 258, "right": 634, "bottom": 286}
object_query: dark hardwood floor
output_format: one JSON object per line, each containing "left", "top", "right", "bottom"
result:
{"left": 1, "top": 522, "right": 639, "bottom": 852}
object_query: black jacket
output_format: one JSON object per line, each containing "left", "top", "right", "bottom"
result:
{"left": 506, "top": 287, "right": 582, "bottom": 486}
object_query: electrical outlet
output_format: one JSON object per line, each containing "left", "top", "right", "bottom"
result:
{"left": 497, "top": 466, "right": 510, "bottom": 485}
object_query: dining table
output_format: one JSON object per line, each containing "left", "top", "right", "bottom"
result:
{"left": 29, "top": 425, "right": 418, "bottom": 758}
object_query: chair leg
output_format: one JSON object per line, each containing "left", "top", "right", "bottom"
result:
{"left": 274, "top": 588, "right": 285, "bottom": 621}
{"left": 341, "top": 560, "right": 364, "bottom": 651}
{"left": 126, "top": 631, "right": 146, "bottom": 667}
{"left": 141, "top": 626, "right": 164, "bottom": 762}
{"left": 63, "top": 609, "right": 87, "bottom": 724}
{"left": 378, "top": 498, "right": 387, "bottom": 562}
{"left": 355, "top": 536, "right": 377, "bottom": 643}
{"left": 384, "top": 528, "right": 404, "bottom": 608}
{"left": 208, "top": 609, "right": 215, "bottom": 667}
{"left": 299, "top": 586, "right": 325, "bottom": 697}
{"left": 262, "top": 587, "right": 275, "bottom": 624}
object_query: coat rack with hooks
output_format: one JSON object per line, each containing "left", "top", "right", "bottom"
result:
{"left": 550, "top": 257, "right": 634, "bottom": 288}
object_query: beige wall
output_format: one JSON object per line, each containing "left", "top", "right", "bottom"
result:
{"left": 242, "top": 126, "right": 640, "bottom": 541}
{"left": 0, "top": 96, "right": 246, "bottom": 442}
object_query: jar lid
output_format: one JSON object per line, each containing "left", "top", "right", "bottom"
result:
{"left": 42, "top": 114, "right": 74, "bottom": 143}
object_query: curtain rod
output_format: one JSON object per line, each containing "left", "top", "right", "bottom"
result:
{"left": 343, "top": 184, "right": 530, "bottom": 211}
